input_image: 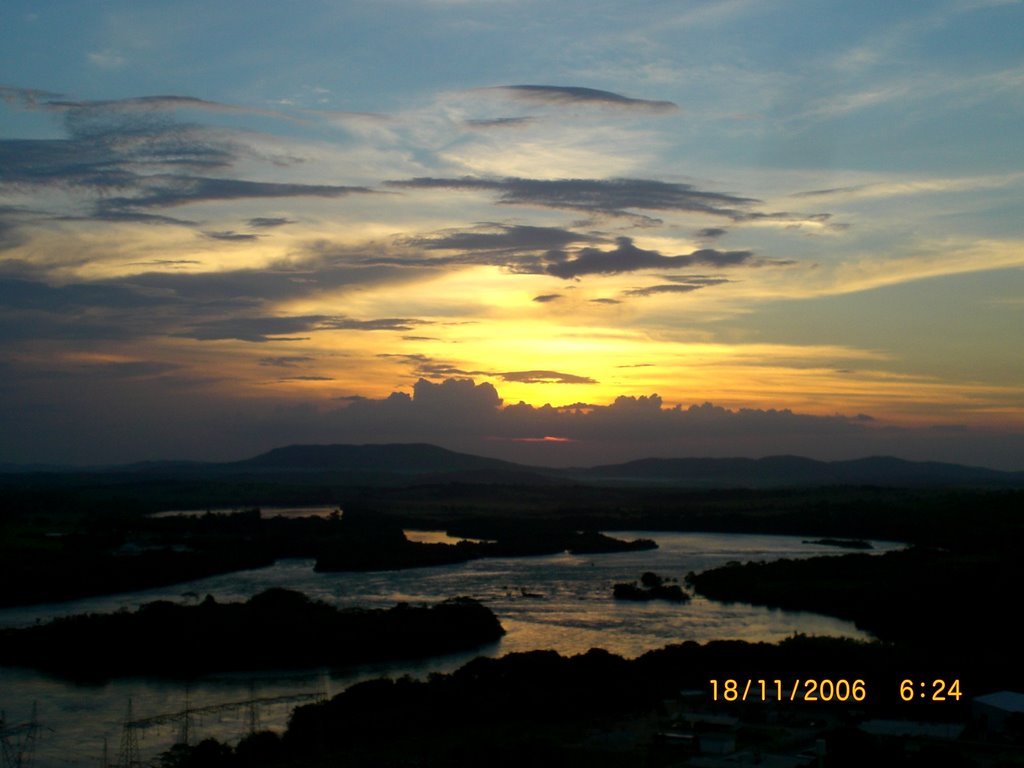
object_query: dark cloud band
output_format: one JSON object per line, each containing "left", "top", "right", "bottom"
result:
{"left": 489, "top": 85, "right": 678, "bottom": 113}
{"left": 387, "top": 176, "right": 758, "bottom": 219}
{"left": 543, "top": 237, "right": 754, "bottom": 279}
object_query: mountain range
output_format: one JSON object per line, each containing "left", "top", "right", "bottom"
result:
{"left": 6, "top": 443, "right": 1021, "bottom": 488}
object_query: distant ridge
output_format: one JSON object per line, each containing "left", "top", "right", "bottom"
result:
{"left": 228, "top": 443, "right": 533, "bottom": 475}
{"left": 227, "top": 444, "right": 1023, "bottom": 488}
{"left": 3, "top": 444, "right": 1022, "bottom": 488}
{"left": 572, "top": 454, "right": 1024, "bottom": 487}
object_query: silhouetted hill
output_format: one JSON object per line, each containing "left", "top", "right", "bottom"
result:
{"left": 228, "top": 445, "right": 1023, "bottom": 487}
{"left": 229, "top": 443, "right": 531, "bottom": 475}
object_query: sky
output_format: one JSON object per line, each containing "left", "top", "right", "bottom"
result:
{"left": 1, "top": 0, "right": 1023, "bottom": 469}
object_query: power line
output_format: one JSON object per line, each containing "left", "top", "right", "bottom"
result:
{"left": 1, "top": 703, "right": 41, "bottom": 768}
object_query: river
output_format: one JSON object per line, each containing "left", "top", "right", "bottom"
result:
{"left": 0, "top": 529, "right": 901, "bottom": 766}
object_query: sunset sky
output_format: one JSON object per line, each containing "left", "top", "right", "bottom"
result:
{"left": 1, "top": 0, "right": 1022, "bottom": 468}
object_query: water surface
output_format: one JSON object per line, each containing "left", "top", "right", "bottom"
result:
{"left": 0, "top": 531, "right": 900, "bottom": 766}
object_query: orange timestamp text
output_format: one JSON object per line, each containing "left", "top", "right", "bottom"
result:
{"left": 709, "top": 678, "right": 867, "bottom": 702}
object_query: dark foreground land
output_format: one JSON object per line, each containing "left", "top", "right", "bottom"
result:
{"left": 156, "top": 636, "right": 1023, "bottom": 767}
{"left": 1, "top": 446, "right": 1022, "bottom": 765}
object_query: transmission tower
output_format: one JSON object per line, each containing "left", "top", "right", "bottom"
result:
{"left": 178, "top": 686, "right": 193, "bottom": 747}
{"left": 246, "top": 681, "right": 261, "bottom": 735}
{"left": 117, "top": 699, "right": 141, "bottom": 768}
{"left": 0, "top": 703, "right": 40, "bottom": 768}
{"left": 118, "top": 686, "right": 322, "bottom": 758}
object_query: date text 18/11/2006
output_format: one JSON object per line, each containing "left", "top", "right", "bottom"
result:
{"left": 709, "top": 679, "right": 963, "bottom": 703}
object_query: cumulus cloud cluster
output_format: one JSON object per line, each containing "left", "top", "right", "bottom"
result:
{"left": 276, "top": 378, "right": 1019, "bottom": 470}
{"left": 287, "top": 377, "right": 880, "bottom": 452}
{"left": 0, "top": 353, "right": 1020, "bottom": 468}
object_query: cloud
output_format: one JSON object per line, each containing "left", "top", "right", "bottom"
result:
{"left": 2, "top": 371, "right": 1020, "bottom": 469}
{"left": 248, "top": 217, "right": 296, "bottom": 228}
{"left": 377, "top": 353, "right": 477, "bottom": 379}
{"left": 0, "top": 276, "right": 175, "bottom": 312}
{"left": 0, "top": 123, "right": 233, "bottom": 189}
{"left": 464, "top": 117, "right": 536, "bottom": 129}
{"left": 789, "top": 172, "right": 1024, "bottom": 202}
{"left": 87, "top": 50, "right": 126, "bottom": 70}
{"left": 488, "top": 85, "right": 678, "bottom": 113}
{"left": 259, "top": 356, "right": 315, "bottom": 368}
{"left": 181, "top": 314, "right": 423, "bottom": 343}
{"left": 125, "top": 259, "right": 202, "bottom": 267}
{"left": 407, "top": 377, "right": 502, "bottom": 413}
{"left": 0, "top": 250, "right": 425, "bottom": 345}
{"left": 116, "top": 257, "right": 408, "bottom": 306}
{"left": 404, "top": 223, "right": 599, "bottom": 252}
{"left": 98, "top": 176, "right": 373, "bottom": 212}
{"left": 204, "top": 230, "right": 261, "bottom": 241}
{"left": 499, "top": 370, "right": 598, "bottom": 384}
{"left": 348, "top": 226, "right": 777, "bottom": 284}
{"left": 80, "top": 210, "right": 199, "bottom": 226}
{"left": 697, "top": 227, "right": 728, "bottom": 239}
{"left": 532, "top": 294, "right": 562, "bottom": 303}
{"left": 79, "top": 360, "right": 181, "bottom": 378}
{"left": 260, "top": 378, "right": 1019, "bottom": 469}
{"left": 41, "top": 93, "right": 290, "bottom": 121}
{"left": 378, "top": 356, "right": 598, "bottom": 386}
{"left": 0, "top": 209, "right": 29, "bottom": 252}
{"left": 0, "top": 86, "right": 64, "bottom": 109}
{"left": 0, "top": 89, "right": 373, "bottom": 223}
{"left": 351, "top": 224, "right": 609, "bottom": 275}
{"left": 386, "top": 176, "right": 759, "bottom": 220}
{"left": 542, "top": 237, "right": 754, "bottom": 279}
{"left": 624, "top": 276, "right": 732, "bottom": 297}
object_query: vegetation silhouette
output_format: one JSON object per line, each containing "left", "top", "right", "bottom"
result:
{"left": 314, "top": 513, "right": 655, "bottom": 571}
{"left": 687, "top": 545, "right": 1022, "bottom": 652}
{"left": 0, "top": 589, "right": 504, "bottom": 680}
{"left": 154, "top": 633, "right": 1019, "bottom": 766}
{"left": 613, "top": 571, "right": 690, "bottom": 602}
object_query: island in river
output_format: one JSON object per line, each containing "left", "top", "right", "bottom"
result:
{"left": 0, "top": 588, "right": 504, "bottom": 681}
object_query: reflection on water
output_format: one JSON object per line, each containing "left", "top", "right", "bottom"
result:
{"left": 403, "top": 529, "right": 494, "bottom": 545}
{"left": 0, "top": 531, "right": 900, "bottom": 766}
